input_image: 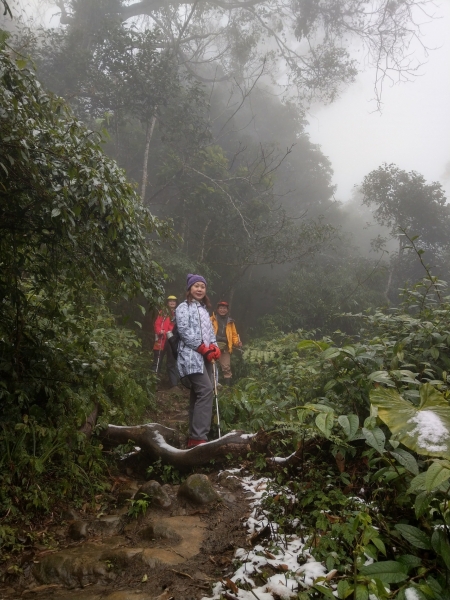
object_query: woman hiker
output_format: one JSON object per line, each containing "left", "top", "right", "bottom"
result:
{"left": 152, "top": 295, "right": 179, "bottom": 390}
{"left": 211, "top": 301, "right": 242, "bottom": 386}
{"left": 175, "top": 274, "right": 221, "bottom": 448}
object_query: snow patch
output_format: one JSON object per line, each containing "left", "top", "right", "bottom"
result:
{"left": 266, "top": 576, "right": 298, "bottom": 598}
{"left": 405, "top": 588, "right": 421, "bottom": 600}
{"left": 409, "top": 410, "right": 448, "bottom": 453}
{"left": 202, "top": 474, "right": 334, "bottom": 600}
{"left": 296, "top": 558, "right": 328, "bottom": 587}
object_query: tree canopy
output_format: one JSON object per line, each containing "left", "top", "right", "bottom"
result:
{"left": 17, "top": 15, "right": 339, "bottom": 316}
{"left": 57, "top": 0, "right": 435, "bottom": 107}
{"left": 360, "top": 163, "right": 450, "bottom": 302}
{"left": 361, "top": 163, "right": 450, "bottom": 256}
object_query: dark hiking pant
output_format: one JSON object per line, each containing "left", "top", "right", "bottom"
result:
{"left": 152, "top": 344, "right": 178, "bottom": 387}
{"left": 187, "top": 360, "right": 213, "bottom": 441}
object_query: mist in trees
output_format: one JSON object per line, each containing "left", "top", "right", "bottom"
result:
{"left": 2, "top": 0, "right": 448, "bottom": 341}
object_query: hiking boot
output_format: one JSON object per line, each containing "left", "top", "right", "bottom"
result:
{"left": 224, "top": 378, "right": 232, "bottom": 387}
{"left": 187, "top": 438, "right": 207, "bottom": 448}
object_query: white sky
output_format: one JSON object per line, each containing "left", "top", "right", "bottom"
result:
{"left": 305, "top": 1, "right": 450, "bottom": 202}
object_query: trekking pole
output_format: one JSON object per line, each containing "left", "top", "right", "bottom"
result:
{"left": 155, "top": 329, "right": 164, "bottom": 374}
{"left": 212, "top": 361, "right": 221, "bottom": 438}
{"left": 155, "top": 348, "right": 162, "bottom": 373}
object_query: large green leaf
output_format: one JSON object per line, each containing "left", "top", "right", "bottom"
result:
{"left": 354, "top": 585, "right": 368, "bottom": 600}
{"left": 338, "top": 414, "right": 359, "bottom": 441}
{"left": 306, "top": 403, "right": 334, "bottom": 414}
{"left": 395, "top": 524, "right": 431, "bottom": 550}
{"left": 370, "top": 384, "right": 450, "bottom": 459}
{"left": 322, "top": 347, "right": 341, "bottom": 360}
{"left": 312, "top": 585, "right": 336, "bottom": 599}
{"left": 390, "top": 448, "right": 419, "bottom": 475}
{"left": 368, "top": 370, "right": 395, "bottom": 386}
{"left": 297, "top": 340, "right": 329, "bottom": 352}
{"left": 431, "top": 529, "right": 450, "bottom": 570}
{"left": 316, "top": 411, "right": 334, "bottom": 438}
{"left": 424, "top": 460, "right": 450, "bottom": 492}
{"left": 407, "top": 472, "right": 429, "bottom": 495}
{"left": 359, "top": 560, "right": 408, "bottom": 584}
{"left": 396, "top": 554, "right": 422, "bottom": 572}
{"left": 414, "top": 491, "right": 432, "bottom": 518}
{"left": 362, "top": 426, "right": 385, "bottom": 454}
{"left": 337, "top": 580, "right": 353, "bottom": 599}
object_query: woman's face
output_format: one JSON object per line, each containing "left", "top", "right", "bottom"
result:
{"left": 217, "top": 305, "right": 228, "bottom": 316}
{"left": 167, "top": 300, "right": 177, "bottom": 309}
{"left": 190, "top": 281, "right": 206, "bottom": 301}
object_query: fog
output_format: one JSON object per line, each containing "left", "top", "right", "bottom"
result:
{"left": 3, "top": 0, "right": 450, "bottom": 335}
{"left": 10, "top": 0, "right": 450, "bottom": 204}
{"left": 306, "top": 1, "right": 450, "bottom": 201}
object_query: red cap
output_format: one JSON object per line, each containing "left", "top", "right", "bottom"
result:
{"left": 217, "top": 301, "right": 229, "bottom": 307}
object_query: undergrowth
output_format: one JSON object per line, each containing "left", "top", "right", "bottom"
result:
{"left": 220, "top": 278, "right": 450, "bottom": 598}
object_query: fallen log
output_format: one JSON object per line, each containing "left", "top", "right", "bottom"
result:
{"left": 101, "top": 423, "right": 262, "bottom": 469}
{"left": 101, "top": 423, "right": 305, "bottom": 469}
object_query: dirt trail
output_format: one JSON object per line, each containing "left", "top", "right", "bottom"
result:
{"left": 0, "top": 385, "right": 253, "bottom": 600}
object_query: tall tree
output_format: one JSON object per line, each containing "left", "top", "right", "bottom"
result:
{"left": 361, "top": 164, "right": 450, "bottom": 256}
{"left": 361, "top": 163, "right": 450, "bottom": 300}
{"left": 31, "top": 22, "right": 210, "bottom": 201}
{"left": 152, "top": 141, "right": 335, "bottom": 304}
{"left": 55, "top": 0, "right": 434, "bottom": 107}
{"left": 20, "top": 17, "right": 336, "bottom": 289}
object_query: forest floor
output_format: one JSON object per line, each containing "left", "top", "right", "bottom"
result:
{"left": 0, "top": 383, "right": 255, "bottom": 600}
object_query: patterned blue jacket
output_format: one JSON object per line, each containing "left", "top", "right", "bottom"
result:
{"left": 175, "top": 300, "right": 216, "bottom": 377}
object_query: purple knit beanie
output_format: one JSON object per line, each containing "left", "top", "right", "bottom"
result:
{"left": 186, "top": 273, "right": 207, "bottom": 290}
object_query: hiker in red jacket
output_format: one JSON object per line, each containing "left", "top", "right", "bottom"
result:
{"left": 152, "top": 295, "right": 179, "bottom": 389}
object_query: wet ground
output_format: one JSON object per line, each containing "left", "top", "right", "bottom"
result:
{"left": 0, "top": 385, "right": 253, "bottom": 600}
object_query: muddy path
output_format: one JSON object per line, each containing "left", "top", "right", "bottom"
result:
{"left": 0, "top": 385, "right": 254, "bottom": 600}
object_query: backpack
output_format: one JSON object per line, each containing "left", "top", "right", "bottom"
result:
{"left": 167, "top": 322, "right": 192, "bottom": 389}
{"left": 167, "top": 324, "right": 180, "bottom": 359}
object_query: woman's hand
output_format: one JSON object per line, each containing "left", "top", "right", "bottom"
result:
{"left": 207, "top": 344, "right": 221, "bottom": 361}
{"left": 197, "top": 343, "right": 213, "bottom": 359}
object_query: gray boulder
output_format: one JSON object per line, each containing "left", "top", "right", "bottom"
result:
{"left": 135, "top": 480, "right": 172, "bottom": 509}
{"left": 139, "top": 522, "right": 181, "bottom": 542}
{"left": 177, "top": 474, "right": 219, "bottom": 505}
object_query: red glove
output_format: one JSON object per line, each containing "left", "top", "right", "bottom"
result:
{"left": 197, "top": 343, "right": 213, "bottom": 358}
{"left": 208, "top": 344, "right": 221, "bottom": 361}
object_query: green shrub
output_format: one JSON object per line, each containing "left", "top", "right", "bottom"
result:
{"left": 0, "top": 47, "right": 164, "bottom": 544}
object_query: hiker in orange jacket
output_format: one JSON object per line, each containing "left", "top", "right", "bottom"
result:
{"left": 152, "top": 295, "right": 178, "bottom": 389}
{"left": 210, "top": 301, "right": 242, "bottom": 386}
